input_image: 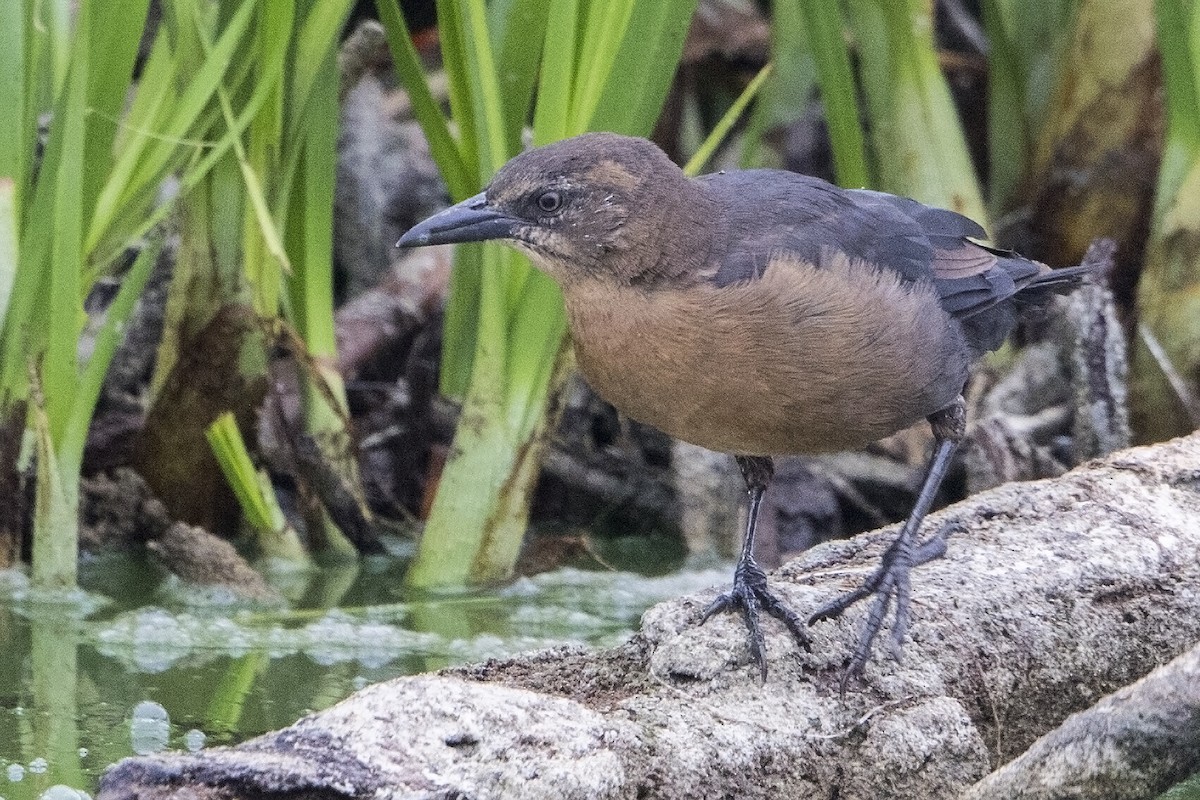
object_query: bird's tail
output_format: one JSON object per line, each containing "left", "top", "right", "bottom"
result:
{"left": 1019, "top": 238, "right": 1115, "bottom": 301}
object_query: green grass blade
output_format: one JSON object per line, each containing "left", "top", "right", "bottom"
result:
{"left": 534, "top": 0, "right": 580, "bottom": 145}
{"left": 88, "top": 0, "right": 259, "bottom": 252}
{"left": 1158, "top": 0, "right": 1200, "bottom": 148}
{"left": 986, "top": 0, "right": 1080, "bottom": 210}
{"left": 683, "top": 63, "right": 773, "bottom": 177}
{"left": 1154, "top": 0, "right": 1200, "bottom": 221}
{"left": 439, "top": 245, "right": 483, "bottom": 398}
{"left": 0, "top": 180, "right": 16, "bottom": 336}
{"left": 571, "top": 0, "right": 636, "bottom": 131}
{"left": 0, "top": 1, "right": 27, "bottom": 215}
{"left": 588, "top": 0, "right": 698, "bottom": 136}
{"left": 30, "top": 389, "right": 76, "bottom": 590}
{"left": 798, "top": 0, "right": 870, "bottom": 187}
{"left": 60, "top": 238, "right": 162, "bottom": 480}
{"left": 437, "top": 0, "right": 481, "bottom": 181}
{"left": 490, "top": 0, "right": 551, "bottom": 150}
{"left": 219, "top": 87, "right": 294, "bottom": 277}
{"left": 462, "top": 0, "right": 509, "bottom": 177}
{"left": 206, "top": 413, "right": 280, "bottom": 536}
{"left": 374, "top": 0, "right": 473, "bottom": 199}
{"left": 288, "top": 0, "right": 354, "bottom": 132}
{"left": 79, "top": 0, "right": 152, "bottom": 222}
{"left": 742, "top": 0, "right": 815, "bottom": 168}
{"left": 983, "top": 0, "right": 1027, "bottom": 208}
{"left": 286, "top": 49, "right": 340, "bottom": 355}
{"left": 848, "top": 0, "right": 985, "bottom": 220}
{"left": 42, "top": 22, "right": 90, "bottom": 444}
{"left": 504, "top": 274, "right": 565, "bottom": 422}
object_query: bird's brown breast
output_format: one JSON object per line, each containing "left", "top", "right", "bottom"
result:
{"left": 562, "top": 253, "right": 971, "bottom": 456}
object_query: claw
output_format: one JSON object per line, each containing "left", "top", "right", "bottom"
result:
{"left": 809, "top": 403, "right": 966, "bottom": 685}
{"left": 701, "top": 558, "right": 811, "bottom": 680}
{"left": 812, "top": 520, "right": 957, "bottom": 686}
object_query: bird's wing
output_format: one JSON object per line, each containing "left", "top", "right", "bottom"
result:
{"left": 698, "top": 171, "right": 1042, "bottom": 322}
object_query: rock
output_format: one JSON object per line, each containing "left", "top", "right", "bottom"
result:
{"left": 99, "top": 432, "right": 1200, "bottom": 799}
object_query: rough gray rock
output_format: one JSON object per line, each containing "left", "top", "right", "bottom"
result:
{"left": 964, "top": 638, "right": 1200, "bottom": 799}
{"left": 98, "top": 432, "right": 1200, "bottom": 800}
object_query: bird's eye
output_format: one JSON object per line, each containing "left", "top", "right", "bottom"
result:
{"left": 537, "top": 190, "right": 563, "bottom": 213}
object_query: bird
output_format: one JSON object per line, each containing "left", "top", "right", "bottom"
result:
{"left": 397, "top": 132, "right": 1093, "bottom": 681}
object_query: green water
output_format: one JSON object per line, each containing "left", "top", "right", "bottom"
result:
{"left": 0, "top": 540, "right": 726, "bottom": 800}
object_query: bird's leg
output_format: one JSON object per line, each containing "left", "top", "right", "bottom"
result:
{"left": 701, "top": 455, "right": 811, "bottom": 680}
{"left": 809, "top": 396, "right": 967, "bottom": 682}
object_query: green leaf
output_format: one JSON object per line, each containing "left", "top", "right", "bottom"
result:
{"left": 437, "top": 0, "right": 481, "bottom": 181}
{"left": 683, "top": 63, "right": 773, "bottom": 177}
{"left": 79, "top": 0, "right": 152, "bottom": 222}
{"left": 532, "top": 0, "right": 580, "bottom": 145}
{"left": 571, "top": 0, "right": 636, "bottom": 131}
{"left": 30, "top": 388, "right": 77, "bottom": 590}
{"left": 462, "top": 0, "right": 510, "bottom": 178}
{"left": 289, "top": 0, "right": 354, "bottom": 135}
{"left": 0, "top": 180, "right": 16, "bottom": 337}
{"left": 1158, "top": 0, "right": 1200, "bottom": 149}
{"left": 374, "top": 0, "right": 472, "bottom": 198}
{"left": 88, "top": 0, "right": 260, "bottom": 253}
{"left": 491, "top": 0, "right": 552, "bottom": 150}
{"left": 0, "top": 0, "right": 28, "bottom": 215}
{"left": 846, "top": 0, "right": 985, "bottom": 221}
{"left": 285, "top": 46, "right": 340, "bottom": 356}
{"left": 798, "top": 0, "right": 870, "bottom": 187}
{"left": 42, "top": 9, "right": 91, "bottom": 444}
{"left": 588, "top": 0, "right": 698, "bottom": 136}
{"left": 206, "top": 412, "right": 279, "bottom": 536}
{"left": 60, "top": 238, "right": 162, "bottom": 481}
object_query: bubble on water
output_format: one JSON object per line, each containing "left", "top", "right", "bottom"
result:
{"left": 183, "top": 729, "right": 206, "bottom": 752}
{"left": 352, "top": 675, "right": 369, "bottom": 691}
{"left": 27, "top": 759, "right": 47, "bottom": 774}
{"left": 6, "top": 764, "right": 25, "bottom": 782}
{"left": 130, "top": 700, "right": 170, "bottom": 755}
{"left": 39, "top": 786, "right": 87, "bottom": 800}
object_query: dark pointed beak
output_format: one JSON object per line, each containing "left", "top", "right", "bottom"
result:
{"left": 396, "top": 192, "right": 519, "bottom": 248}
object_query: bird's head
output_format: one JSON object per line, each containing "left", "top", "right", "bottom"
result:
{"left": 397, "top": 133, "right": 694, "bottom": 284}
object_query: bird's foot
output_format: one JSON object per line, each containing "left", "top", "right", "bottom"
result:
{"left": 809, "top": 522, "right": 959, "bottom": 686}
{"left": 701, "top": 557, "right": 811, "bottom": 681}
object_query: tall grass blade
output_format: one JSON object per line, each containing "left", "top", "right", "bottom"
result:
{"left": 31, "top": 396, "right": 76, "bottom": 589}
{"left": 683, "top": 63, "right": 773, "bottom": 177}
{"left": 798, "top": 0, "right": 870, "bottom": 187}
{"left": 61, "top": 239, "right": 162, "bottom": 481}
{"left": 43, "top": 21, "right": 89, "bottom": 444}
{"left": 206, "top": 413, "right": 310, "bottom": 564}
{"left": 590, "top": 0, "right": 698, "bottom": 136}
{"left": 374, "top": 0, "right": 471, "bottom": 199}
{"left": 533, "top": 0, "right": 580, "bottom": 145}
{"left": 491, "top": 0, "right": 551, "bottom": 150}
{"left": 847, "top": 0, "right": 986, "bottom": 221}
{"left": 0, "top": 1, "right": 28, "bottom": 215}
{"left": 0, "top": 181, "right": 16, "bottom": 334}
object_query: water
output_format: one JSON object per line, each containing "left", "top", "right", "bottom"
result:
{"left": 0, "top": 542, "right": 726, "bottom": 799}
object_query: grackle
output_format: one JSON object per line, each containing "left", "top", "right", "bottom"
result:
{"left": 398, "top": 132, "right": 1092, "bottom": 681}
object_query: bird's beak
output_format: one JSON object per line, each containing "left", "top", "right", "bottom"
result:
{"left": 396, "top": 192, "right": 518, "bottom": 248}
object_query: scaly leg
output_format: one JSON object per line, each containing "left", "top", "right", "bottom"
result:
{"left": 809, "top": 396, "right": 967, "bottom": 683}
{"left": 701, "top": 455, "right": 811, "bottom": 680}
